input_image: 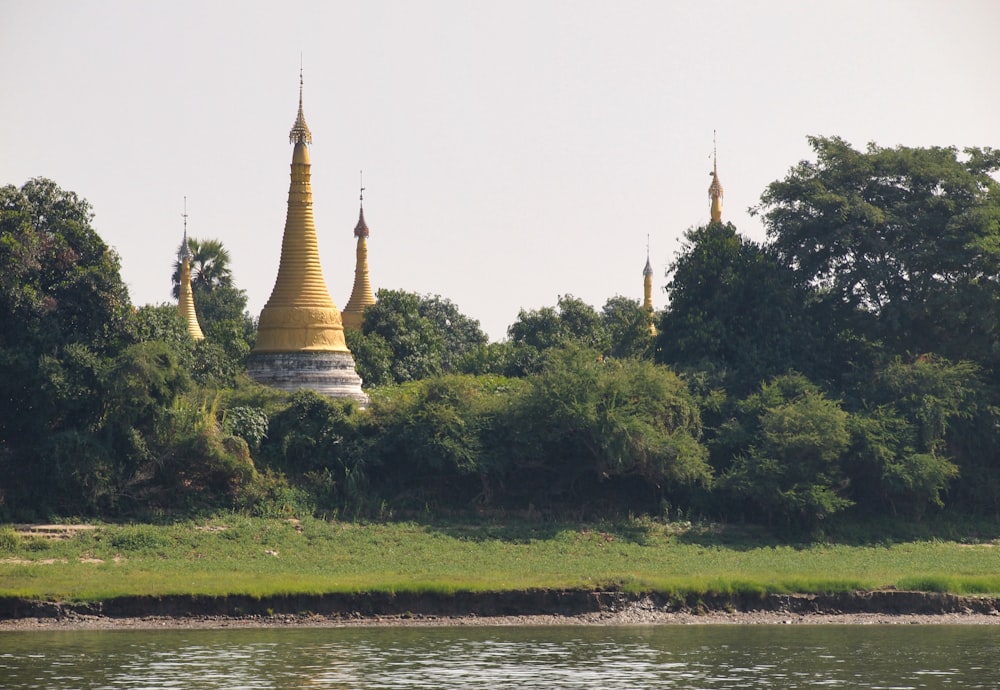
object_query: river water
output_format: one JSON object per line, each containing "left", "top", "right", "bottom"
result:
{"left": 1, "top": 624, "right": 998, "bottom": 689}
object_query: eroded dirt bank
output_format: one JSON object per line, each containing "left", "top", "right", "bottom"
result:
{"left": 2, "top": 590, "right": 999, "bottom": 629}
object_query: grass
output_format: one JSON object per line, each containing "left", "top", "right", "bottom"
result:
{"left": 1, "top": 517, "right": 999, "bottom": 602}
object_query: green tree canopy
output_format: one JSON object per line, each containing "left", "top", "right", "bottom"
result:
{"left": 717, "top": 374, "right": 852, "bottom": 528}
{"left": 0, "top": 179, "right": 134, "bottom": 475}
{"left": 352, "top": 289, "right": 488, "bottom": 385}
{"left": 192, "top": 284, "right": 256, "bottom": 384}
{"left": 506, "top": 295, "right": 611, "bottom": 375}
{"left": 171, "top": 237, "right": 233, "bottom": 298}
{"left": 847, "top": 355, "right": 980, "bottom": 517}
{"left": 513, "top": 346, "right": 711, "bottom": 499}
{"left": 168, "top": 236, "right": 254, "bottom": 384}
{"left": 658, "top": 222, "right": 840, "bottom": 397}
{"left": 758, "top": 136, "right": 1000, "bottom": 365}
{"left": 0, "top": 178, "right": 132, "bottom": 353}
{"left": 601, "top": 295, "right": 656, "bottom": 360}
{"left": 509, "top": 294, "right": 610, "bottom": 353}
{"left": 367, "top": 374, "right": 523, "bottom": 506}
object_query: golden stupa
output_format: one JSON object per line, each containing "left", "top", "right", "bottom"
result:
{"left": 341, "top": 179, "right": 376, "bottom": 331}
{"left": 709, "top": 132, "right": 724, "bottom": 223}
{"left": 177, "top": 202, "right": 205, "bottom": 341}
{"left": 247, "top": 73, "right": 367, "bottom": 403}
{"left": 642, "top": 241, "right": 657, "bottom": 336}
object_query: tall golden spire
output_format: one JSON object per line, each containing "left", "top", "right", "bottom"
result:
{"left": 248, "top": 70, "right": 367, "bottom": 404}
{"left": 177, "top": 197, "right": 205, "bottom": 341}
{"left": 253, "top": 70, "right": 349, "bottom": 353}
{"left": 342, "top": 171, "right": 377, "bottom": 331}
{"left": 709, "top": 130, "right": 724, "bottom": 223}
{"left": 643, "top": 236, "right": 657, "bottom": 336}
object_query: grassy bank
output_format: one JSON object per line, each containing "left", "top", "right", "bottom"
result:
{"left": 2, "top": 517, "right": 999, "bottom": 603}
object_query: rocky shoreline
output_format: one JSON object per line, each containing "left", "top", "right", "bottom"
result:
{"left": 2, "top": 590, "right": 999, "bottom": 630}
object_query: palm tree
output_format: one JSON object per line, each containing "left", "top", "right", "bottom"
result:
{"left": 171, "top": 238, "right": 233, "bottom": 299}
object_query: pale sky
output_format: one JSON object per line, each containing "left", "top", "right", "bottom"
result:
{"left": 2, "top": 1, "right": 998, "bottom": 341}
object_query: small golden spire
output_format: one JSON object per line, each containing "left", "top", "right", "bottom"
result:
{"left": 643, "top": 235, "right": 656, "bottom": 335}
{"left": 343, "top": 171, "right": 377, "bottom": 331}
{"left": 177, "top": 197, "right": 205, "bottom": 341}
{"left": 709, "top": 130, "right": 724, "bottom": 223}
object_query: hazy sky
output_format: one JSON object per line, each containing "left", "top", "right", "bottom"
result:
{"left": 2, "top": 1, "right": 998, "bottom": 340}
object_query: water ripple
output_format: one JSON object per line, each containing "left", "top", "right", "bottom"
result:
{"left": 0, "top": 625, "right": 998, "bottom": 689}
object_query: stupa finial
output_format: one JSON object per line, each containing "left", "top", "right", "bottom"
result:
{"left": 709, "top": 130, "right": 724, "bottom": 223}
{"left": 355, "top": 170, "right": 369, "bottom": 238}
{"left": 643, "top": 233, "right": 653, "bottom": 277}
{"left": 179, "top": 196, "right": 192, "bottom": 261}
{"left": 289, "top": 65, "right": 313, "bottom": 145}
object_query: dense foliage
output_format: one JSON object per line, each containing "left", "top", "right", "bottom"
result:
{"left": 3, "top": 136, "right": 1000, "bottom": 533}
{"left": 347, "top": 289, "right": 488, "bottom": 385}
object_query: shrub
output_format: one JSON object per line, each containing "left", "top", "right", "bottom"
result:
{"left": 224, "top": 405, "right": 268, "bottom": 449}
{"left": 0, "top": 526, "right": 20, "bottom": 552}
{"left": 110, "top": 525, "right": 168, "bottom": 552}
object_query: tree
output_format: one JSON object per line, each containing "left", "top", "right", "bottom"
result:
{"left": 512, "top": 346, "right": 710, "bottom": 504}
{"left": 192, "top": 284, "right": 256, "bottom": 384}
{"left": 509, "top": 294, "right": 609, "bottom": 352}
{"left": 131, "top": 304, "right": 197, "bottom": 370}
{"left": 367, "top": 374, "right": 522, "bottom": 506}
{"left": 344, "top": 327, "right": 394, "bottom": 387}
{"left": 258, "top": 390, "right": 367, "bottom": 509}
{"left": 658, "top": 222, "right": 842, "bottom": 397}
{"left": 417, "top": 294, "right": 489, "bottom": 371}
{"left": 717, "top": 374, "right": 852, "bottom": 528}
{"left": 171, "top": 237, "right": 233, "bottom": 298}
{"left": 847, "top": 356, "right": 977, "bottom": 517}
{"left": 356, "top": 289, "right": 487, "bottom": 384}
{"left": 14, "top": 339, "right": 191, "bottom": 515}
{"left": 601, "top": 295, "right": 656, "bottom": 360}
{"left": 0, "top": 178, "right": 132, "bottom": 354}
{"left": 757, "top": 136, "right": 1000, "bottom": 365}
{"left": 169, "top": 237, "right": 254, "bottom": 384}
{"left": 506, "top": 295, "right": 611, "bottom": 374}
{"left": 359, "top": 290, "right": 444, "bottom": 382}
{"left": 0, "top": 179, "right": 136, "bottom": 514}
{"left": 456, "top": 341, "right": 520, "bottom": 376}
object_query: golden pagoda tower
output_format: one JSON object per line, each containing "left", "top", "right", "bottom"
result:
{"left": 177, "top": 199, "right": 204, "bottom": 341}
{"left": 247, "top": 72, "right": 367, "bottom": 403}
{"left": 642, "top": 237, "right": 657, "bottom": 336}
{"left": 709, "top": 130, "right": 724, "bottom": 223}
{"left": 341, "top": 175, "right": 376, "bottom": 331}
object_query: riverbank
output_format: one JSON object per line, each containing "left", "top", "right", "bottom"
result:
{"left": 4, "top": 517, "right": 1000, "bottom": 630}
{"left": 3, "top": 609, "right": 999, "bottom": 631}
{"left": 2, "top": 590, "right": 999, "bottom": 630}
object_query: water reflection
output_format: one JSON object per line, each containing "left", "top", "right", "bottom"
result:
{"left": 0, "top": 624, "right": 997, "bottom": 689}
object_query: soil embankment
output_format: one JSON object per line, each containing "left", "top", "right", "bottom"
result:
{"left": 2, "top": 590, "right": 999, "bottom": 629}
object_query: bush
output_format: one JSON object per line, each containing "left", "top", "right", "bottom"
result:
{"left": 718, "top": 374, "right": 852, "bottom": 528}
{"left": 512, "top": 347, "right": 711, "bottom": 494}
{"left": 0, "top": 526, "right": 20, "bottom": 552}
{"left": 223, "top": 405, "right": 269, "bottom": 449}
{"left": 109, "top": 525, "right": 168, "bottom": 552}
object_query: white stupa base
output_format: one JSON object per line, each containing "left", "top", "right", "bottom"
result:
{"left": 247, "top": 351, "right": 368, "bottom": 405}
